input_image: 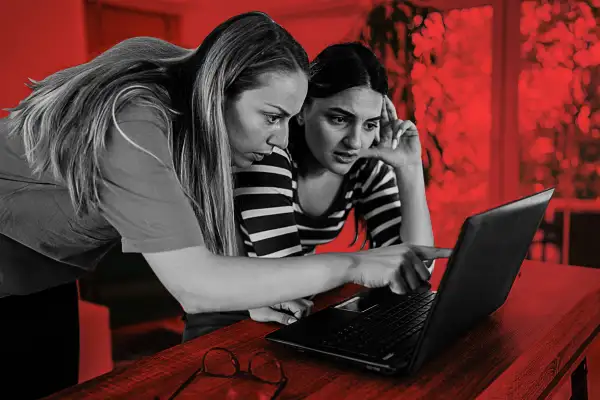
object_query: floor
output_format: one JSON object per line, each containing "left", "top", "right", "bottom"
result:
{"left": 111, "top": 318, "right": 600, "bottom": 398}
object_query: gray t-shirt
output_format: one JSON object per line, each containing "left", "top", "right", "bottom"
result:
{"left": 0, "top": 104, "right": 204, "bottom": 296}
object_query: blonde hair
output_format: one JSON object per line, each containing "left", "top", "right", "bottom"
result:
{"left": 6, "top": 12, "right": 308, "bottom": 256}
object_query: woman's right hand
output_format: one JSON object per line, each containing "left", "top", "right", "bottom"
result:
{"left": 349, "top": 244, "right": 452, "bottom": 294}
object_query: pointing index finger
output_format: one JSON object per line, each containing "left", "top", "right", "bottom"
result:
{"left": 409, "top": 245, "right": 453, "bottom": 261}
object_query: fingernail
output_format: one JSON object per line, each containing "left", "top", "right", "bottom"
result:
{"left": 288, "top": 317, "right": 297, "bottom": 324}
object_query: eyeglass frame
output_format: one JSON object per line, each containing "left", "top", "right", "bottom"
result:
{"left": 165, "top": 347, "right": 288, "bottom": 400}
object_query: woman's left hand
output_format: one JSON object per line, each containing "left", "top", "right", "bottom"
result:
{"left": 248, "top": 298, "right": 314, "bottom": 325}
{"left": 360, "top": 96, "right": 423, "bottom": 169}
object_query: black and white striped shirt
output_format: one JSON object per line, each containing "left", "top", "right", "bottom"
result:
{"left": 234, "top": 147, "right": 404, "bottom": 258}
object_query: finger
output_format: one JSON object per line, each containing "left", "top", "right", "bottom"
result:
{"left": 359, "top": 146, "right": 382, "bottom": 160}
{"left": 389, "top": 269, "right": 408, "bottom": 295}
{"left": 380, "top": 97, "right": 393, "bottom": 146}
{"left": 390, "top": 120, "right": 405, "bottom": 150}
{"left": 380, "top": 96, "right": 390, "bottom": 128}
{"left": 298, "top": 298, "right": 314, "bottom": 307}
{"left": 401, "top": 256, "right": 423, "bottom": 290}
{"left": 404, "top": 248, "right": 431, "bottom": 282}
{"left": 385, "top": 96, "right": 398, "bottom": 121}
{"left": 396, "top": 120, "right": 419, "bottom": 139}
{"left": 399, "top": 120, "right": 418, "bottom": 135}
{"left": 297, "top": 298, "right": 314, "bottom": 317}
{"left": 270, "top": 308, "right": 298, "bottom": 325}
{"left": 279, "top": 301, "right": 307, "bottom": 320}
{"left": 359, "top": 146, "right": 396, "bottom": 165}
{"left": 409, "top": 245, "right": 453, "bottom": 261}
{"left": 250, "top": 308, "right": 297, "bottom": 325}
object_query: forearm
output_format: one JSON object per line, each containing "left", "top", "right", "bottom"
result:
{"left": 147, "top": 247, "right": 355, "bottom": 314}
{"left": 395, "top": 165, "right": 434, "bottom": 246}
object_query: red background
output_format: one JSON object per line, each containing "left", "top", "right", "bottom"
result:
{"left": 1, "top": 0, "right": 598, "bottom": 397}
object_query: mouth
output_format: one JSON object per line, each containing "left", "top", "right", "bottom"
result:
{"left": 250, "top": 152, "right": 271, "bottom": 162}
{"left": 333, "top": 150, "right": 359, "bottom": 164}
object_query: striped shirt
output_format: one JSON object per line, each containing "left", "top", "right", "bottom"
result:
{"left": 234, "top": 147, "right": 403, "bottom": 258}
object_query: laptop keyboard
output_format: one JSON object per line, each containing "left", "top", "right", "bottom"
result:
{"left": 320, "top": 291, "right": 436, "bottom": 360}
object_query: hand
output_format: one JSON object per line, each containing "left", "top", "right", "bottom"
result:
{"left": 349, "top": 244, "right": 452, "bottom": 295}
{"left": 360, "top": 96, "right": 423, "bottom": 169}
{"left": 249, "top": 298, "right": 314, "bottom": 325}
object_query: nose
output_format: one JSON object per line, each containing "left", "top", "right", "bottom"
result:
{"left": 267, "top": 125, "right": 289, "bottom": 150}
{"left": 343, "top": 125, "right": 362, "bottom": 150}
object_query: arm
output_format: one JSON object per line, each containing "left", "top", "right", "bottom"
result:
{"left": 357, "top": 160, "right": 403, "bottom": 247}
{"left": 99, "top": 106, "right": 445, "bottom": 315}
{"left": 359, "top": 96, "right": 435, "bottom": 263}
{"left": 358, "top": 160, "right": 434, "bottom": 273}
{"left": 144, "top": 247, "right": 351, "bottom": 314}
{"left": 395, "top": 164, "right": 434, "bottom": 247}
{"left": 99, "top": 106, "right": 351, "bottom": 314}
{"left": 358, "top": 160, "right": 433, "bottom": 248}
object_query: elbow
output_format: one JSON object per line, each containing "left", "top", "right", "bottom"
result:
{"left": 144, "top": 247, "right": 228, "bottom": 314}
{"left": 178, "top": 296, "right": 203, "bottom": 315}
{"left": 172, "top": 281, "right": 230, "bottom": 315}
{"left": 175, "top": 287, "right": 217, "bottom": 315}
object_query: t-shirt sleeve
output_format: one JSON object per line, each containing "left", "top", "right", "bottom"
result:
{"left": 98, "top": 105, "right": 204, "bottom": 253}
{"left": 234, "top": 148, "right": 303, "bottom": 258}
{"left": 356, "top": 160, "right": 403, "bottom": 248}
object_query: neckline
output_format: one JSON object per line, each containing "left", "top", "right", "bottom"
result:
{"left": 291, "top": 159, "right": 357, "bottom": 223}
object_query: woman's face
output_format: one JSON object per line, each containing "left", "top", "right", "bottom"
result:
{"left": 225, "top": 71, "right": 308, "bottom": 168}
{"left": 301, "top": 87, "right": 383, "bottom": 175}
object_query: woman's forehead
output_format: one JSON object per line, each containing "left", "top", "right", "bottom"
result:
{"left": 312, "top": 87, "right": 383, "bottom": 117}
{"left": 240, "top": 71, "right": 308, "bottom": 114}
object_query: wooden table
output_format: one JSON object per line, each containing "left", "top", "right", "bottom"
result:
{"left": 46, "top": 260, "right": 600, "bottom": 399}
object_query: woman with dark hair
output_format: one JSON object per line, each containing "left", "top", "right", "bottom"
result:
{"left": 0, "top": 14, "right": 447, "bottom": 399}
{"left": 218, "top": 42, "right": 436, "bottom": 329}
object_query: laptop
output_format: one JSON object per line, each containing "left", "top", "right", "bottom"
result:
{"left": 265, "top": 187, "right": 555, "bottom": 375}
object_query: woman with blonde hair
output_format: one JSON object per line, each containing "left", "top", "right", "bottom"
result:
{"left": 0, "top": 12, "right": 449, "bottom": 399}
{"left": 183, "top": 42, "right": 440, "bottom": 340}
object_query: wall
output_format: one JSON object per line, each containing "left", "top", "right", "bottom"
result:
{"left": 0, "top": 0, "right": 87, "bottom": 117}
{"left": 179, "top": 0, "right": 369, "bottom": 57}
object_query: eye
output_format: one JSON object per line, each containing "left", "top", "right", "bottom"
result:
{"left": 329, "top": 115, "right": 348, "bottom": 125}
{"left": 264, "top": 114, "right": 282, "bottom": 125}
{"left": 364, "top": 122, "right": 379, "bottom": 132}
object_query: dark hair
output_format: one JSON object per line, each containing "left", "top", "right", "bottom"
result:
{"left": 308, "top": 42, "right": 388, "bottom": 99}
{"left": 290, "top": 42, "right": 387, "bottom": 248}
{"left": 290, "top": 42, "right": 388, "bottom": 165}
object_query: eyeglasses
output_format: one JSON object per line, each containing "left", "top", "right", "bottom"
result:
{"left": 164, "top": 347, "right": 288, "bottom": 400}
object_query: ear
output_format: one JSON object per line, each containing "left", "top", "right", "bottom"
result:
{"left": 297, "top": 99, "right": 313, "bottom": 126}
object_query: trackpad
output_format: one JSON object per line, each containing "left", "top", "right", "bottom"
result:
{"left": 334, "top": 294, "right": 379, "bottom": 313}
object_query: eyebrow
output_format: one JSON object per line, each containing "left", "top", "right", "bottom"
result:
{"left": 265, "top": 103, "right": 292, "bottom": 117}
{"left": 327, "top": 107, "right": 382, "bottom": 122}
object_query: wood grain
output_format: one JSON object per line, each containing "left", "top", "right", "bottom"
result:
{"left": 44, "top": 261, "right": 600, "bottom": 400}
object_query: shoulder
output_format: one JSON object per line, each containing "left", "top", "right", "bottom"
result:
{"left": 106, "top": 101, "right": 173, "bottom": 165}
{"left": 114, "top": 100, "right": 169, "bottom": 136}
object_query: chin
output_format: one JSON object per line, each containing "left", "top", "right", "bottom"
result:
{"left": 327, "top": 160, "right": 355, "bottom": 176}
{"left": 233, "top": 154, "right": 253, "bottom": 169}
